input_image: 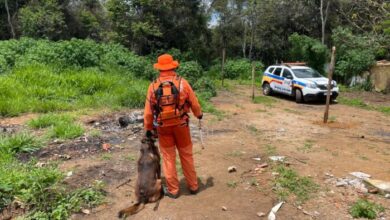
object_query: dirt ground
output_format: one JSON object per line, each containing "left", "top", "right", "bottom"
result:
{"left": 1, "top": 85, "right": 390, "bottom": 220}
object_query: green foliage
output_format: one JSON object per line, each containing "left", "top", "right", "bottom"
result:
{"left": 338, "top": 97, "right": 370, "bottom": 109}
{"left": 28, "top": 114, "right": 74, "bottom": 129}
{"left": 339, "top": 97, "right": 390, "bottom": 116}
{"left": 0, "top": 144, "right": 104, "bottom": 219}
{"left": 0, "top": 38, "right": 155, "bottom": 79}
{"left": 177, "top": 61, "right": 203, "bottom": 84}
{"left": 332, "top": 27, "right": 378, "bottom": 81}
{"left": 349, "top": 199, "right": 384, "bottom": 219}
{"left": 0, "top": 64, "right": 148, "bottom": 116}
{"left": 193, "top": 77, "right": 217, "bottom": 97}
{"left": 18, "top": 0, "right": 67, "bottom": 40}
{"left": 224, "top": 59, "right": 252, "bottom": 80}
{"left": 49, "top": 122, "right": 85, "bottom": 140}
{"left": 0, "top": 133, "right": 42, "bottom": 155}
{"left": 274, "top": 166, "right": 319, "bottom": 203}
{"left": 288, "top": 33, "right": 328, "bottom": 73}
{"left": 253, "top": 96, "right": 277, "bottom": 107}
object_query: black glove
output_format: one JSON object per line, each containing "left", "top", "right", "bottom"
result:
{"left": 146, "top": 130, "right": 153, "bottom": 138}
{"left": 197, "top": 113, "right": 203, "bottom": 120}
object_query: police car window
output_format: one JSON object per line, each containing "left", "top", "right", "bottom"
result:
{"left": 273, "top": 68, "right": 282, "bottom": 76}
{"left": 268, "top": 67, "right": 275, "bottom": 73}
{"left": 292, "top": 68, "right": 322, "bottom": 78}
{"left": 282, "top": 69, "right": 293, "bottom": 78}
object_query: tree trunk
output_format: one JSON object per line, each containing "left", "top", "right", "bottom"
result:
{"left": 320, "top": 0, "right": 330, "bottom": 45}
{"left": 249, "top": 21, "right": 255, "bottom": 60}
{"left": 5, "top": 0, "right": 15, "bottom": 38}
{"left": 242, "top": 21, "right": 247, "bottom": 58}
{"left": 248, "top": 1, "right": 257, "bottom": 60}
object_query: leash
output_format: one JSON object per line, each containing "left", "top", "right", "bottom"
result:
{"left": 198, "top": 119, "right": 205, "bottom": 149}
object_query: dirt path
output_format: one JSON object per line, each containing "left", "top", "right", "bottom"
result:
{"left": 3, "top": 85, "right": 389, "bottom": 220}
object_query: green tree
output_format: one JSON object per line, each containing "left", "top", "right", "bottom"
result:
{"left": 289, "top": 33, "right": 329, "bottom": 73}
{"left": 18, "top": 0, "right": 67, "bottom": 40}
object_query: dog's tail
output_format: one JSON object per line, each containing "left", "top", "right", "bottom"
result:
{"left": 118, "top": 202, "right": 145, "bottom": 218}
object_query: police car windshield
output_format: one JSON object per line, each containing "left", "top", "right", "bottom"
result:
{"left": 292, "top": 68, "right": 322, "bottom": 78}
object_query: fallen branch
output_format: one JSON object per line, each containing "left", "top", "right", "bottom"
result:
{"left": 116, "top": 178, "right": 132, "bottom": 189}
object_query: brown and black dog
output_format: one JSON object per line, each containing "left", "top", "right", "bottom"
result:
{"left": 118, "top": 137, "right": 163, "bottom": 218}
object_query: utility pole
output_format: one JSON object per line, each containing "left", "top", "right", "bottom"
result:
{"left": 324, "top": 46, "right": 336, "bottom": 123}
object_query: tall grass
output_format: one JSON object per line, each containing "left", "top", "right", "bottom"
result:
{"left": 0, "top": 133, "right": 42, "bottom": 154}
{"left": 0, "top": 64, "right": 149, "bottom": 116}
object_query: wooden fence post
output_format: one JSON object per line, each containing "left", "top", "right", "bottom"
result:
{"left": 324, "top": 46, "right": 336, "bottom": 123}
{"left": 221, "top": 47, "right": 226, "bottom": 86}
{"left": 251, "top": 62, "right": 255, "bottom": 100}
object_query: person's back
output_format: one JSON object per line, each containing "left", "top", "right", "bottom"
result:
{"left": 144, "top": 54, "right": 203, "bottom": 198}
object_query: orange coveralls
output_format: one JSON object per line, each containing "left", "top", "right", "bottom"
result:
{"left": 144, "top": 70, "right": 202, "bottom": 195}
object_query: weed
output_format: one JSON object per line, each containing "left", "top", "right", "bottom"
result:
{"left": 338, "top": 97, "right": 390, "bottom": 115}
{"left": 246, "top": 124, "right": 259, "bottom": 133}
{"left": 89, "top": 129, "right": 102, "bottom": 138}
{"left": 360, "top": 155, "right": 369, "bottom": 160}
{"left": 273, "top": 166, "right": 319, "bottom": 203}
{"left": 378, "top": 106, "right": 390, "bottom": 115}
{"left": 249, "top": 178, "right": 259, "bottom": 186}
{"left": 226, "top": 150, "right": 244, "bottom": 157}
{"left": 339, "top": 97, "right": 370, "bottom": 109}
{"left": 101, "top": 153, "right": 112, "bottom": 161}
{"left": 0, "top": 133, "right": 42, "bottom": 154}
{"left": 253, "top": 96, "right": 277, "bottom": 107}
{"left": 297, "top": 140, "right": 314, "bottom": 153}
{"left": 227, "top": 180, "right": 238, "bottom": 188}
{"left": 284, "top": 108, "right": 299, "bottom": 114}
{"left": 256, "top": 109, "right": 267, "bottom": 113}
{"left": 124, "top": 154, "right": 136, "bottom": 161}
{"left": 265, "top": 144, "right": 277, "bottom": 156}
{"left": 349, "top": 199, "right": 384, "bottom": 219}
{"left": 49, "top": 122, "right": 84, "bottom": 139}
{"left": 28, "top": 114, "right": 74, "bottom": 129}
{"left": 328, "top": 115, "right": 337, "bottom": 122}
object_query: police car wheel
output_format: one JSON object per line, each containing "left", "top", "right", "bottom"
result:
{"left": 262, "top": 83, "right": 272, "bottom": 96}
{"left": 295, "top": 89, "right": 304, "bottom": 103}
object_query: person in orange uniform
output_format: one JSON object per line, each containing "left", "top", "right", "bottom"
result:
{"left": 144, "top": 54, "right": 203, "bottom": 198}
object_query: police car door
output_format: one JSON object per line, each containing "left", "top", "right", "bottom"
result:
{"left": 281, "top": 68, "right": 293, "bottom": 95}
{"left": 271, "top": 67, "right": 283, "bottom": 93}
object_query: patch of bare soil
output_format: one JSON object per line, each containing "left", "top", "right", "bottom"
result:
{"left": 4, "top": 86, "right": 390, "bottom": 220}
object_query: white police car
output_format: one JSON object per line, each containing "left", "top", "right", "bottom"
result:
{"left": 261, "top": 64, "right": 339, "bottom": 103}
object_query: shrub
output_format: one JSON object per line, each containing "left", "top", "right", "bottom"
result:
{"left": 332, "top": 27, "right": 378, "bottom": 82}
{"left": 0, "top": 38, "right": 156, "bottom": 80}
{"left": 193, "top": 77, "right": 217, "bottom": 97}
{"left": 223, "top": 59, "right": 263, "bottom": 80}
{"left": 288, "top": 33, "right": 329, "bottom": 74}
{"left": 349, "top": 199, "right": 384, "bottom": 219}
{"left": 224, "top": 59, "right": 252, "bottom": 79}
{"left": 177, "top": 61, "right": 203, "bottom": 84}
